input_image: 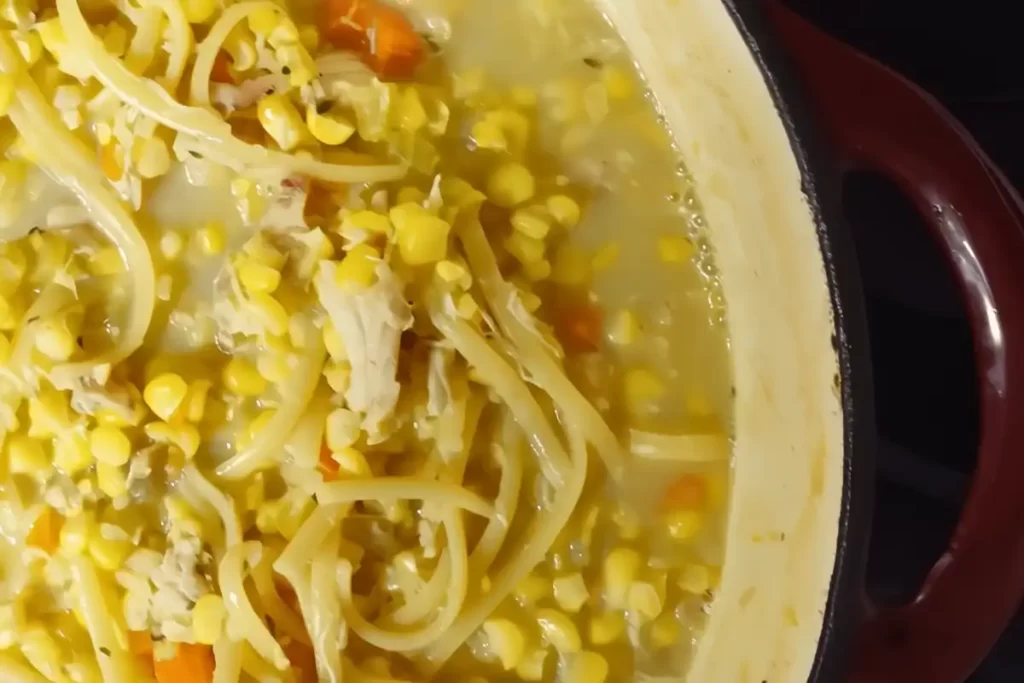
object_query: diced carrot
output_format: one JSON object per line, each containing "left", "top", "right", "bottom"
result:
{"left": 555, "top": 303, "right": 604, "bottom": 354}
{"left": 154, "top": 643, "right": 215, "bottom": 683}
{"left": 318, "top": 440, "right": 339, "bottom": 481}
{"left": 128, "top": 631, "right": 154, "bottom": 656}
{"left": 26, "top": 507, "right": 63, "bottom": 554}
{"left": 322, "top": 0, "right": 425, "bottom": 79}
{"left": 662, "top": 474, "right": 707, "bottom": 512}
{"left": 210, "top": 51, "right": 234, "bottom": 84}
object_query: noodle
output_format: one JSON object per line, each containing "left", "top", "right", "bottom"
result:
{"left": 181, "top": 465, "right": 242, "bottom": 547}
{"left": 219, "top": 541, "right": 290, "bottom": 671}
{"left": 212, "top": 637, "right": 243, "bottom": 683}
{"left": 309, "top": 525, "right": 345, "bottom": 683}
{"left": 124, "top": 5, "right": 163, "bottom": 75}
{"left": 139, "top": 0, "right": 194, "bottom": 89}
{"left": 0, "top": 35, "right": 155, "bottom": 381}
{"left": 458, "top": 216, "right": 626, "bottom": 477}
{"left": 57, "top": 0, "right": 408, "bottom": 184}
{"left": 69, "top": 557, "right": 142, "bottom": 683}
{"left": 468, "top": 412, "right": 523, "bottom": 577}
{"left": 428, "top": 299, "right": 571, "bottom": 485}
{"left": 628, "top": 430, "right": 730, "bottom": 462}
{"left": 0, "top": 655, "right": 49, "bottom": 683}
{"left": 251, "top": 543, "right": 311, "bottom": 646}
{"left": 386, "top": 552, "right": 451, "bottom": 626}
{"left": 315, "top": 478, "right": 495, "bottom": 519}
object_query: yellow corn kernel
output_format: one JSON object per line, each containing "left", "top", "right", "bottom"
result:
{"left": 551, "top": 243, "right": 590, "bottom": 286}
{"left": 519, "top": 289, "right": 543, "bottom": 313}
{"left": 389, "top": 202, "right": 452, "bottom": 266}
{"left": 322, "top": 320, "right": 347, "bottom": 360}
{"left": 13, "top": 30, "right": 43, "bottom": 66}
{"left": 237, "top": 260, "right": 282, "bottom": 294}
{"left": 0, "top": 72, "right": 14, "bottom": 116}
{"left": 135, "top": 137, "right": 171, "bottom": 178}
{"left": 0, "top": 293, "right": 20, "bottom": 330}
{"left": 487, "top": 162, "right": 535, "bottom": 208}
{"left": 623, "top": 367, "right": 666, "bottom": 412}
{"left": 298, "top": 24, "right": 319, "bottom": 51}
{"left": 192, "top": 594, "right": 226, "bottom": 645}
{"left": 247, "top": 292, "right": 289, "bottom": 337}
{"left": 331, "top": 447, "right": 371, "bottom": 478}
{"left": 677, "top": 563, "right": 712, "bottom": 595}
{"left": 589, "top": 612, "right": 625, "bottom": 646}
{"left": 515, "top": 573, "right": 550, "bottom": 605}
{"left": 607, "top": 309, "right": 640, "bottom": 346}
{"left": 258, "top": 94, "right": 308, "bottom": 152}
{"left": 591, "top": 242, "right": 620, "bottom": 272}
{"left": 604, "top": 547, "right": 641, "bottom": 609}
{"left": 515, "top": 648, "right": 548, "bottom": 682}
{"left": 552, "top": 573, "right": 589, "bottom": 613}
{"left": 323, "top": 362, "right": 351, "bottom": 394}
{"left": 657, "top": 234, "right": 695, "bottom": 264}
{"left": 20, "top": 627, "right": 63, "bottom": 681}
{"left": 7, "top": 435, "right": 47, "bottom": 475}
{"left": 325, "top": 408, "right": 360, "bottom": 452}
{"left": 96, "top": 461, "right": 128, "bottom": 500}
{"left": 546, "top": 194, "right": 581, "bottom": 228}
{"left": 87, "top": 245, "right": 124, "bottom": 276}
{"left": 159, "top": 231, "right": 185, "bottom": 261}
{"left": 88, "top": 530, "right": 131, "bottom": 571}
{"left": 144, "top": 372, "right": 188, "bottom": 421}
{"left": 397, "top": 87, "right": 428, "bottom": 132}
{"left": 566, "top": 651, "right": 609, "bottom": 683}
{"left": 35, "top": 315, "right": 77, "bottom": 361}
{"left": 256, "top": 350, "right": 291, "bottom": 384}
{"left": 184, "top": 379, "right": 212, "bottom": 423}
{"left": 603, "top": 66, "right": 634, "bottom": 100}
{"left": 90, "top": 425, "right": 131, "bottom": 466}
{"left": 504, "top": 231, "right": 545, "bottom": 265}
{"left": 666, "top": 509, "right": 704, "bottom": 541}
{"left": 307, "top": 106, "right": 356, "bottom": 146}
{"left": 223, "top": 357, "right": 267, "bottom": 397}
{"left": 340, "top": 210, "right": 392, "bottom": 240}
{"left": 0, "top": 332, "right": 9, "bottom": 366}
{"left": 59, "top": 513, "right": 91, "bottom": 555}
{"left": 247, "top": 5, "right": 278, "bottom": 34}
{"left": 536, "top": 609, "right": 581, "bottom": 653}
{"left": 335, "top": 244, "right": 379, "bottom": 290}
{"left": 276, "top": 495, "right": 314, "bottom": 539}
{"left": 435, "top": 259, "right": 469, "bottom": 286}
{"left": 456, "top": 293, "right": 480, "bottom": 321}
{"left": 648, "top": 614, "right": 681, "bottom": 650}
{"left": 28, "top": 390, "right": 71, "bottom": 439}
{"left": 236, "top": 410, "right": 275, "bottom": 451}
{"left": 628, "top": 581, "right": 663, "bottom": 620}
{"left": 471, "top": 117, "right": 507, "bottom": 151}
{"left": 197, "top": 221, "right": 225, "bottom": 256}
{"left": 54, "top": 433, "right": 93, "bottom": 477}
{"left": 482, "top": 619, "right": 525, "bottom": 671}
{"left": 0, "top": 240, "right": 27, "bottom": 283}
{"left": 511, "top": 206, "right": 552, "bottom": 240}
{"left": 174, "top": 423, "right": 201, "bottom": 459}
{"left": 611, "top": 504, "right": 641, "bottom": 540}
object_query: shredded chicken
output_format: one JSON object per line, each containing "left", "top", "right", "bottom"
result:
{"left": 315, "top": 261, "right": 413, "bottom": 444}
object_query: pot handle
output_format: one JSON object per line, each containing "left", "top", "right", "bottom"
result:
{"left": 764, "top": 3, "right": 1024, "bottom": 682}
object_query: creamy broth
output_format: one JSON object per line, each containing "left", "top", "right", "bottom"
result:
{"left": 0, "top": 1, "right": 732, "bottom": 681}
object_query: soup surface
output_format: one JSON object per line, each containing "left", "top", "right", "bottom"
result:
{"left": 0, "top": 0, "right": 732, "bottom": 681}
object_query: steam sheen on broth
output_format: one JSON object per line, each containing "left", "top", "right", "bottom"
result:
{"left": 0, "top": 0, "right": 731, "bottom": 682}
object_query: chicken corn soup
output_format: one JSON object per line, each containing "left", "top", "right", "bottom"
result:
{"left": 0, "top": 0, "right": 732, "bottom": 681}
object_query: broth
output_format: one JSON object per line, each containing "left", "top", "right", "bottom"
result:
{"left": 0, "top": 0, "right": 731, "bottom": 681}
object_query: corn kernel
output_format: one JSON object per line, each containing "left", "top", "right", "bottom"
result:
{"left": 657, "top": 234, "right": 695, "bottom": 264}
{"left": 87, "top": 245, "right": 124, "bottom": 276}
{"left": 13, "top": 30, "right": 43, "bottom": 66}
{"left": 182, "top": 0, "right": 217, "bottom": 23}
{"left": 604, "top": 547, "right": 641, "bottom": 609}
{"left": 0, "top": 72, "right": 14, "bottom": 116}
{"left": 552, "top": 573, "right": 589, "bottom": 613}
{"left": 35, "top": 315, "right": 77, "bottom": 361}
{"left": 135, "top": 137, "right": 171, "bottom": 178}
{"left": 323, "top": 362, "right": 351, "bottom": 394}
{"left": 298, "top": 24, "right": 320, "bottom": 51}
{"left": 223, "top": 357, "right": 267, "bottom": 397}
{"left": 340, "top": 210, "right": 392, "bottom": 240}
{"left": 389, "top": 202, "right": 452, "bottom": 266}
{"left": 96, "top": 461, "right": 128, "bottom": 500}
{"left": 90, "top": 425, "right": 131, "bottom": 466}
{"left": 144, "top": 373, "right": 188, "bottom": 421}
{"left": 258, "top": 94, "right": 308, "bottom": 152}
{"left": 192, "top": 594, "right": 226, "bottom": 645}
{"left": 511, "top": 207, "right": 552, "bottom": 240}
{"left": 28, "top": 390, "right": 71, "bottom": 439}
{"left": 174, "top": 423, "right": 201, "bottom": 459}
{"left": 456, "top": 293, "right": 480, "bottom": 320}
{"left": 519, "top": 290, "right": 543, "bottom": 312}
{"left": 54, "top": 433, "right": 93, "bottom": 476}
{"left": 331, "top": 447, "right": 371, "bottom": 478}
{"left": 325, "top": 408, "right": 360, "bottom": 452}
{"left": 566, "top": 651, "right": 609, "bottom": 683}
{"left": 482, "top": 619, "right": 525, "bottom": 671}
{"left": 504, "top": 231, "right": 545, "bottom": 265}
{"left": 7, "top": 435, "right": 47, "bottom": 475}
{"left": 20, "top": 627, "right": 63, "bottom": 680}
{"left": 589, "top": 612, "right": 625, "bottom": 646}
{"left": 237, "top": 261, "right": 282, "bottom": 294}
{"left": 515, "top": 648, "right": 548, "bottom": 682}
{"left": 546, "top": 194, "right": 581, "bottom": 228}
{"left": 237, "top": 410, "right": 275, "bottom": 451}
{"left": 551, "top": 243, "right": 590, "bottom": 286}
{"left": 471, "top": 118, "right": 507, "bottom": 151}
{"left": 623, "top": 367, "right": 666, "bottom": 412}
{"left": 88, "top": 530, "right": 131, "bottom": 570}
{"left": 248, "top": 292, "right": 290, "bottom": 336}
{"left": 184, "top": 379, "right": 212, "bottom": 423}
{"left": 487, "top": 162, "right": 535, "bottom": 208}
{"left": 591, "top": 242, "right": 620, "bottom": 272}
{"left": 677, "top": 563, "right": 712, "bottom": 595}
{"left": 334, "top": 244, "right": 379, "bottom": 290}
{"left": 397, "top": 87, "right": 428, "bottom": 132}
{"left": 197, "top": 221, "right": 225, "bottom": 255}
{"left": 322, "top": 320, "right": 347, "bottom": 360}
{"left": 628, "top": 581, "right": 663, "bottom": 620}
{"left": 435, "top": 259, "right": 469, "bottom": 286}
{"left": 648, "top": 614, "right": 681, "bottom": 649}
{"left": 307, "top": 106, "right": 356, "bottom": 146}
{"left": 666, "top": 509, "right": 704, "bottom": 541}
{"left": 60, "top": 513, "right": 91, "bottom": 555}
{"left": 536, "top": 609, "right": 581, "bottom": 653}
{"left": 159, "top": 231, "right": 185, "bottom": 261}
{"left": 515, "top": 573, "right": 550, "bottom": 605}
{"left": 256, "top": 350, "right": 291, "bottom": 384}
{"left": 607, "top": 309, "right": 640, "bottom": 346}
{"left": 247, "top": 5, "right": 278, "bottom": 35}
{"left": 603, "top": 66, "right": 633, "bottom": 100}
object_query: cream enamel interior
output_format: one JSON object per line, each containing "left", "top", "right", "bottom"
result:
{"left": 595, "top": 0, "right": 846, "bottom": 680}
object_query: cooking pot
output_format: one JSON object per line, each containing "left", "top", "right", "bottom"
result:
{"left": 597, "top": 0, "right": 1024, "bottom": 681}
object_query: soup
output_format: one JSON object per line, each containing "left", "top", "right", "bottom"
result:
{"left": 0, "top": 0, "right": 732, "bottom": 681}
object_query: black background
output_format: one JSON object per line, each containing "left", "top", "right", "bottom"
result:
{"left": 780, "top": 0, "right": 1024, "bottom": 680}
